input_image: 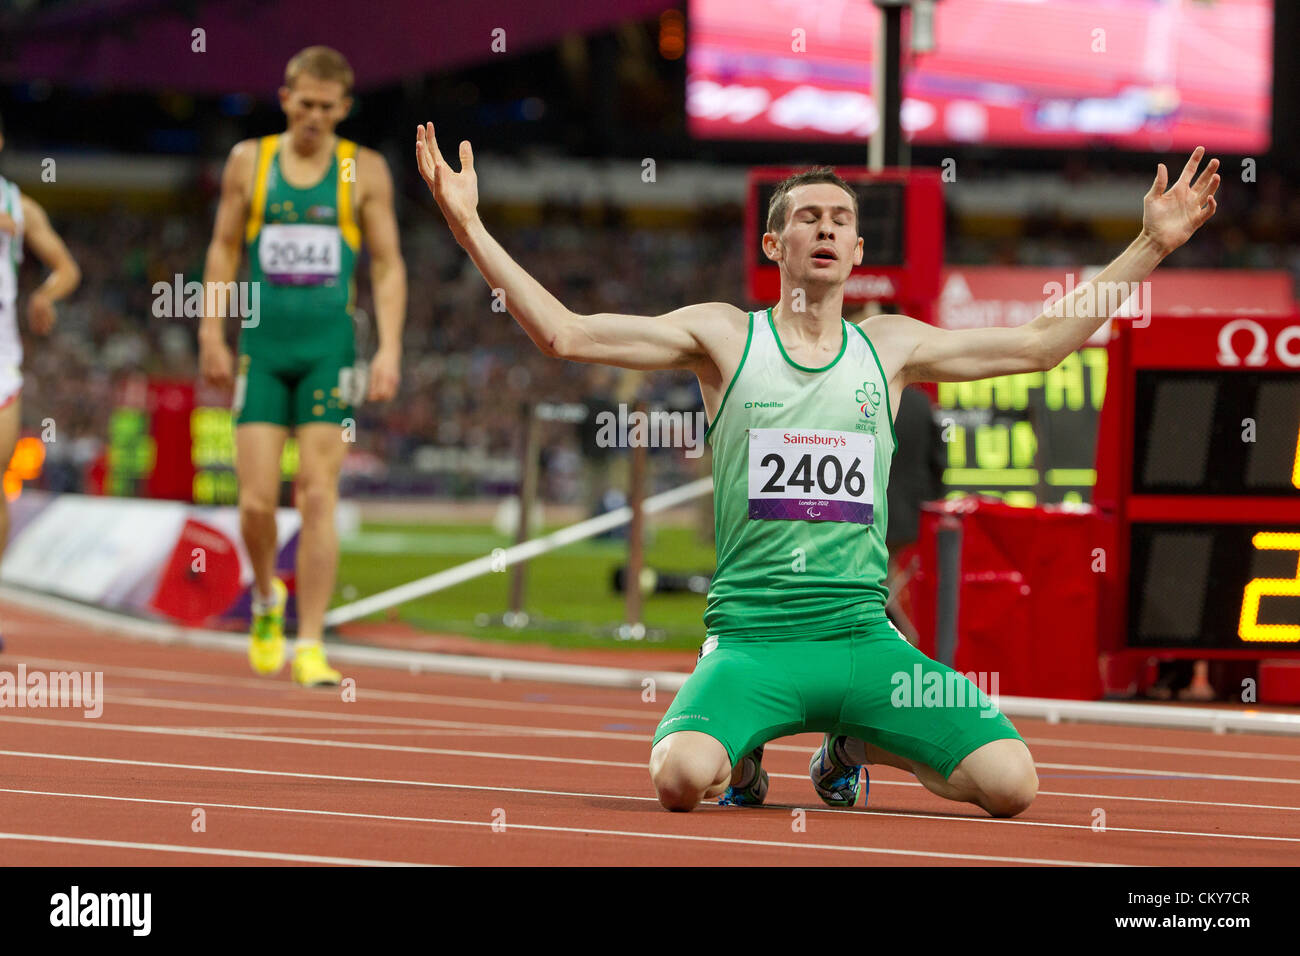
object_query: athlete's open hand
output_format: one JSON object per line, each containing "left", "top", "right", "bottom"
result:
{"left": 416, "top": 122, "right": 479, "bottom": 240}
{"left": 27, "top": 292, "right": 55, "bottom": 335}
{"left": 200, "top": 337, "right": 234, "bottom": 390}
{"left": 1141, "top": 146, "right": 1220, "bottom": 256}
{"left": 367, "top": 345, "right": 400, "bottom": 402}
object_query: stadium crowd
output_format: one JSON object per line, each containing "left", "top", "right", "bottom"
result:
{"left": 13, "top": 163, "right": 1300, "bottom": 501}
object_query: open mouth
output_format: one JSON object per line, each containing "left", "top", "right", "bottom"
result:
{"left": 811, "top": 248, "right": 838, "bottom": 261}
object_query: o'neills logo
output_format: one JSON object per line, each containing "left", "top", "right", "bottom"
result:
{"left": 782, "top": 432, "right": 847, "bottom": 448}
{"left": 0, "top": 664, "right": 104, "bottom": 718}
{"left": 744, "top": 400, "right": 784, "bottom": 408}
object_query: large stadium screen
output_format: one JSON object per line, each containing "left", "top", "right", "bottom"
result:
{"left": 687, "top": 0, "right": 1273, "bottom": 151}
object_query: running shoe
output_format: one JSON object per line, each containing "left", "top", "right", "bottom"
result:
{"left": 809, "top": 734, "right": 866, "bottom": 808}
{"left": 292, "top": 642, "right": 341, "bottom": 687}
{"left": 248, "top": 578, "right": 288, "bottom": 675}
{"left": 718, "top": 745, "right": 768, "bottom": 806}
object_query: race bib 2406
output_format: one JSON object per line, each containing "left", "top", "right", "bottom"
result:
{"left": 747, "top": 428, "right": 874, "bottom": 524}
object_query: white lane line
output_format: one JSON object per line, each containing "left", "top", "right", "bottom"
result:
{"left": 866, "top": 779, "right": 1300, "bottom": 813}
{"left": 6, "top": 751, "right": 1297, "bottom": 814}
{"left": 1035, "top": 762, "right": 1300, "bottom": 785}
{"left": 191, "top": 727, "right": 526, "bottom": 737}
{"left": 14, "top": 654, "right": 1300, "bottom": 761}
{"left": 0, "top": 784, "right": 1114, "bottom": 867}
{"left": 99, "top": 694, "right": 648, "bottom": 741}
{"left": 5, "top": 775, "right": 1294, "bottom": 858}
{"left": 82, "top": 698, "right": 1300, "bottom": 783}
{"left": 7, "top": 712, "right": 1300, "bottom": 787}
{"left": 0, "top": 723, "right": 649, "bottom": 769}
{"left": 1023, "top": 737, "right": 1300, "bottom": 763}
{"left": 9, "top": 589, "right": 1299, "bottom": 734}
{"left": 1, "top": 755, "right": 1295, "bottom": 850}
{"left": 0, "top": 831, "right": 432, "bottom": 866}
{"left": 6, "top": 653, "right": 658, "bottom": 720}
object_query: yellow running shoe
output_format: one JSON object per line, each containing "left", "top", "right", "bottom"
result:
{"left": 292, "top": 642, "right": 341, "bottom": 687}
{"left": 248, "top": 578, "right": 288, "bottom": 675}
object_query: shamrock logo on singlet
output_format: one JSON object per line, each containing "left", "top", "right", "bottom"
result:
{"left": 855, "top": 381, "right": 881, "bottom": 416}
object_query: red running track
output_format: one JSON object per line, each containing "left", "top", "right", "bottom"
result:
{"left": 2, "top": 601, "right": 1299, "bottom": 866}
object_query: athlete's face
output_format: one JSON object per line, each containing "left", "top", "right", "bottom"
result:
{"left": 764, "top": 183, "right": 864, "bottom": 287}
{"left": 279, "top": 74, "right": 352, "bottom": 149}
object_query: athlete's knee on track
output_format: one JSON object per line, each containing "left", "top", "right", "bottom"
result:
{"left": 649, "top": 736, "right": 726, "bottom": 812}
{"left": 979, "top": 755, "right": 1038, "bottom": 818}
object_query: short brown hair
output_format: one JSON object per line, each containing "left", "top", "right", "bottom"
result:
{"left": 765, "top": 166, "right": 858, "bottom": 235}
{"left": 285, "top": 46, "right": 354, "bottom": 97}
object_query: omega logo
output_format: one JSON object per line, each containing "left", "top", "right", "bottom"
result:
{"left": 1216, "top": 319, "right": 1300, "bottom": 368}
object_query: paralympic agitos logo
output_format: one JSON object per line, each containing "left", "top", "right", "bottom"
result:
{"left": 855, "top": 381, "right": 881, "bottom": 417}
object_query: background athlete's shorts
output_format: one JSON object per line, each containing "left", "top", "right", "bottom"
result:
{"left": 0, "top": 362, "right": 21, "bottom": 409}
{"left": 233, "top": 346, "right": 358, "bottom": 428}
{"left": 651, "top": 616, "right": 1023, "bottom": 779}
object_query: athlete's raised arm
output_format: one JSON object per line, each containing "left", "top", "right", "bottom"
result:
{"left": 868, "top": 147, "right": 1221, "bottom": 387}
{"left": 416, "top": 122, "right": 737, "bottom": 372}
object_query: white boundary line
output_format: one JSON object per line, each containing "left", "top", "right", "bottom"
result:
{"left": 6, "top": 583, "right": 1300, "bottom": 736}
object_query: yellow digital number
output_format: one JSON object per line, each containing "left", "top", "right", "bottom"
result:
{"left": 1239, "top": 532, "right": 1300, "bottom": 643}
{"left": 1292, "top": 426, "right": 1299, "bottom": 490}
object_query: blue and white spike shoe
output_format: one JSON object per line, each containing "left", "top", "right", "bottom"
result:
{"left": 719, "top": 746, "right": 769, "bottom": 806}
{"left": 810, "top": 734, "right": 867, "bottom": 808}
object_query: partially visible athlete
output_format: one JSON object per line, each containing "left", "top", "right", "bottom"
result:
{"left": 200, "top": 48, "right": 406, "bottom": 685}
{"left": 0, "top": 111, "right": 82, "bottom": 650}
{"left": 416, "top": 120, "right": 1218, "bottom": 815}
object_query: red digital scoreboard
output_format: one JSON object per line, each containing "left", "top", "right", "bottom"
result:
{"left": 745, "top": 167, "right": 944, "bottom": 324}
{"left": 1095, "top": 312, "right": 1300, "bottom": 682}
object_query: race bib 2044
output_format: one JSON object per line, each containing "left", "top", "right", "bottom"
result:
{"left": 747, "top": 428, "right": 874, "bottom": 524}
{"left": 258, "top": 224, "right": 340, "bottom": 286}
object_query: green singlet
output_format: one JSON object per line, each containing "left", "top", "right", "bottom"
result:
{"left": 652, "top": 309, "right": 1023, "bottom": 776}
{"left": 234, "top": 133, "right": 362, "bottom": 427}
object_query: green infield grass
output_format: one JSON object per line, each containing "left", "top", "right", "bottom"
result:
{"left": 334, "top": 521, "right": 714, "bottom": 652}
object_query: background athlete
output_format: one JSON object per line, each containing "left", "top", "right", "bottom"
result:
{"left": 415, "top": 120, "right": 1218, "bottom": 815}
{"left": 0, "top": 112, "right": 82, "bottom": 651}
{"left": 200, "top": 48, "right": 406, "bottom": 686}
